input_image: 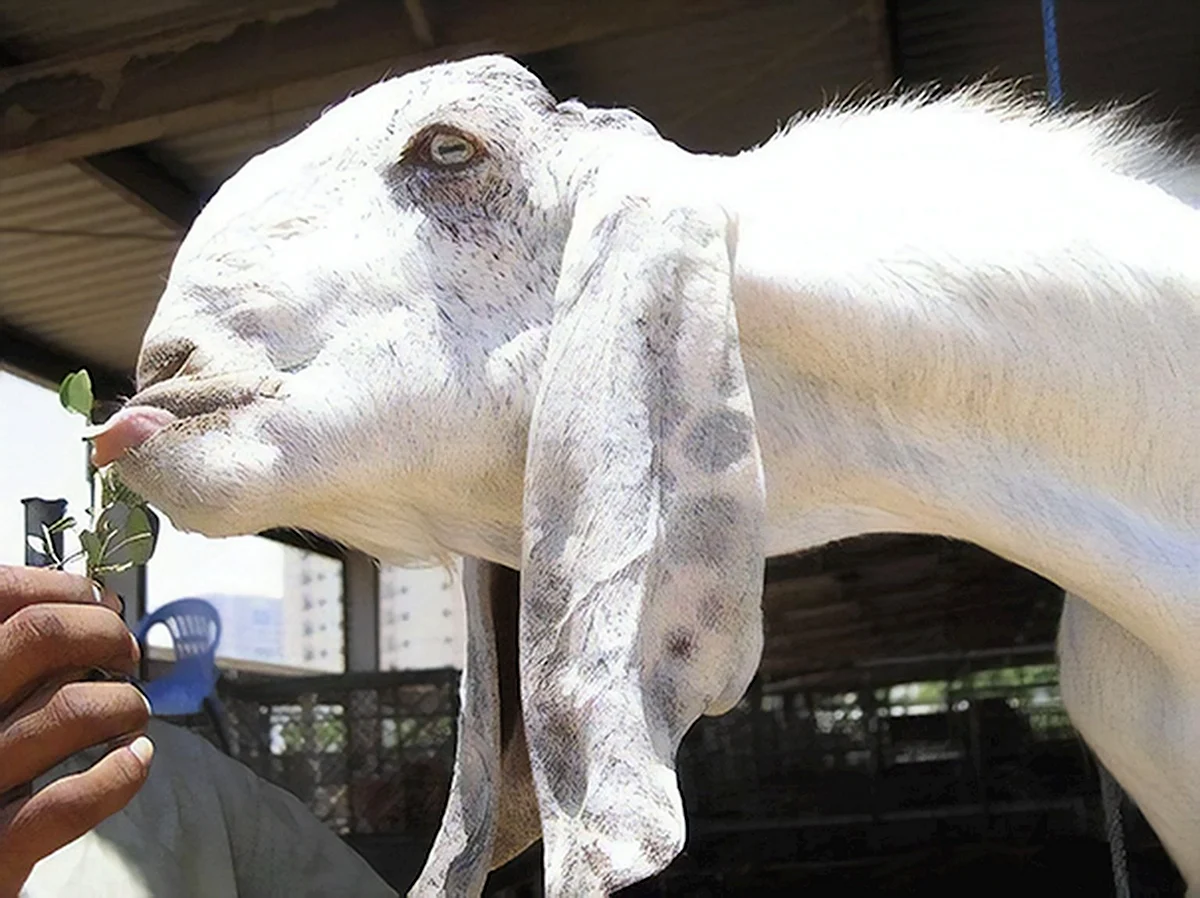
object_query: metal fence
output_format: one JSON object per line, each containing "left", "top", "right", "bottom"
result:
{"left": 170, "top": 653, "right": 1146, "bottom": 894}
{"left": 193, "top": 669, "right": 459, "bottom": 835}
{"left": 679, "top": 650, "right": 1087, "bottom": 827}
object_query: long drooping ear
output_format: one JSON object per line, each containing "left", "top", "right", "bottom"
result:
{"left": 521, "top": 189, "right": 766, "bottom": 894}
{"left": 409, "top": 560, "right": 541, "bottom": 897}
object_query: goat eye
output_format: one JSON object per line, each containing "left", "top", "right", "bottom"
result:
{"left": 428, "top": 132, "right": 476, "bottom": 166}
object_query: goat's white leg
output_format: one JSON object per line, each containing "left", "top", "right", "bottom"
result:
{"left": 1058, "top": 594, "right": 1200, "bottom": 893}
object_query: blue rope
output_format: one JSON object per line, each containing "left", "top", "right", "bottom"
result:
{"left": 1041, "top": 0, "right": 1064, "bottom": 106}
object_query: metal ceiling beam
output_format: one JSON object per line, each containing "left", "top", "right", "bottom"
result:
{"left": 78, "top": 148, "right": 202, "bottom": 230}
{"left": 0, "top": 0, "right": 771, "bottom": 174}
{"left": 0, "top": 322, "right": 133, "bottom": 400}
{"left": 256, "top": 528, "right": 346, "bottom": 560}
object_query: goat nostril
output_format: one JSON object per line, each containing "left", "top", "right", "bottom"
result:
{"left": 137, "top": 337, "right": 198, "bottom": 392}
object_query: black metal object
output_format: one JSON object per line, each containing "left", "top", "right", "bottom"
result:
{"left": 258, "top": 527, "right": 346, "bottom": 560}
{"left": 22, "top": 496, "right": 67, "bottom": 566}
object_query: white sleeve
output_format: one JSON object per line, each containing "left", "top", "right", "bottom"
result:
{"left": 182, "top": 723, "right": 400, "bottom": 898}
{"left": 24, "top": 721, "right": 399, "bottom": 898}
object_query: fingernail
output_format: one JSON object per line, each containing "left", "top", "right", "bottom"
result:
{"left": 127, "top": 735, "right": 154, "bottom": 766}
{"left": 130, "top": 679, "right": 153, "bottom": 717}
{"left": 91, "top": 582, "right": 104, "bottom": 603}
{"left": 129, "top": 631, "right": 142, "bottom": 663}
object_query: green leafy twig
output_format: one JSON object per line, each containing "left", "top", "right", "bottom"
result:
{"left": 39, "top": 370, "right": 159, "bottom": 581}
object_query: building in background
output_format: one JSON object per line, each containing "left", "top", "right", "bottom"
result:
{"left": 142, "top": 550, "right": 466, "bottom": 674}
{"left": 379, "top": 560, "right": 464, "bottom": 670}
{"left": 200, "top": 593, "right": 284, "bottom": 665}
{"left": 281, "top": 554, "right": 464, "bottom": 672}
{"left": 283, "top": 551, "right": 345, "bottom": 673}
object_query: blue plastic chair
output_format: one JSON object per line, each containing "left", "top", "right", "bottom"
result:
{"left": 133, "top": 598, "right": 222, "bottom": 717}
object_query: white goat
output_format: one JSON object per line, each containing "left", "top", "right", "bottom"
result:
{"left": 92, "top": 55, "right": 1200, "bottom": 896}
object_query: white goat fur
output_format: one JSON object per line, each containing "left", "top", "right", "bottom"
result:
{"left": 116, "top": 56, "right": 1200, "bottom": 895}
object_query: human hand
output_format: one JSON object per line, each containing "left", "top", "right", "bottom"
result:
{"left": 0, "top": 566, "right": 153, "bottom": 897}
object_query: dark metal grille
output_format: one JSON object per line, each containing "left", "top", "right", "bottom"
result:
{"left": 680, "top": 649, "right": 1087, "bottom": 827}
{"left": 183, "top": 652, "right": 1089, "bottom": 838}
{"left": 169, "top": 653, "right": 1176, "bottom": 894}
{"left": 211, "top": 669, "right": 459, "bottom": 835}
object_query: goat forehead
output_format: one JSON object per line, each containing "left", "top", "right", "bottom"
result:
{"left": 187, "top": 59, "right": 557, "bottom": 234}
{"left": 311, "top": 54, "right": 553, "bottom": 146}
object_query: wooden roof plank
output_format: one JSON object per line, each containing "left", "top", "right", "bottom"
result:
{"left": 0, "top": 0, "right": 777, "bottom": 174}
{"left": 2, "top": 43, "right": 201, "bottom": 230}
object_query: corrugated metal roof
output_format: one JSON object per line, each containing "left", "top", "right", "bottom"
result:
{"left": 0, "top": 163, "right": 178, "bottom": 374}
{"left": 760, "top": 535, "right": 1061, "bottom": 685}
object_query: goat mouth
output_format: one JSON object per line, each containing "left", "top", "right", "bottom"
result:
{"left": 89, "top": 373, "right": 284, "bottom": 467}
{"left": 126, "top": 372, "right": 284, "bottom": 419}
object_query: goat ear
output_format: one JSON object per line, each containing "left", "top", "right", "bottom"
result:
{"left": 520, "top": 189, "right": 766, "bottom": 893}
{"left": 411, "top": 559, "right": 540, "bottom": 897}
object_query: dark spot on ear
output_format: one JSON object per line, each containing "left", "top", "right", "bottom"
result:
{"left": 682, "top": 409, "right": 754, "bottom": 473}
{"left": 522, "top": 551, "right": 572, "bottom": 642}
{"left": 663, "top": 493, "right": 744, "bottom": 563}
{"left": 659, "top": 466, "right": 678, "bottom": 494}
{"left": 715, "top": 337, "right": 742, "bottom": 398}
{"left": 698, "top": 589, "right": 727, "bottom": 630}
{"left": 535, "top": 704, "right": 589, "bottom": 816}
{"left": 579, "top": 844, "right": 617, "bottom": 885}
{"left": 664, "top": 628, "right": 696, "bottom": 661}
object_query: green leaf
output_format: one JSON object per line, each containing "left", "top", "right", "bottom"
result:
{"left": 122, "top": 506, "right": 156, "bottom": 565}
{"left": 58, "top": 370, "right": 94, "bottom": 418}
{"left": 45, "top": 516, "right": 76, "bottom": 535}
{"left": 95, "top": 502, "right": 129, "bottom": 540}
{"left": 38, "top": 524, "right": 66, "bottom": 567}
{"left": 92, "top": 562, "right": 134, "bottom": 575}
{"left": 90, "top": 502, "right": 158, "bottom": 571}
{"left": 58, "top": 375, "right": 73, "bottom": 410}
{"left": 79, "top": 529, "right": 103, "bottom": 566}
{"left": 26, "top": 534, "right": 46, "bottom": 556}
